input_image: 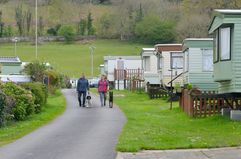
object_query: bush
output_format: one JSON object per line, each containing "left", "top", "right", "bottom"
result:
{"left": 3, "top": 25, "right": 13, "bottom": 37}
{"left": 135, "top": 14, "right": 176, "bottom": 44}
{"left": 1, "top": 82, "right": 35, "bottom": 120}
{"left": 47, "top": 24, "right": 61, "bottom": 36}
{"left": 0, "top": 90, "right": 6, "bottom": 126}
{"left": 62, "top": 75, "right": 72, "bottom": 89}
{"left": 21, "top": 82, "right": 48, "bottom": 113}
{"left": 23, "top": 61, "right": 48, "bottom": 82}
{"left": 58, "top": 25, "right": 75, "bottom": 43}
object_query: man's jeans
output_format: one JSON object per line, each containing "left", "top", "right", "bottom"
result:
{"left": 78, "top": 91, "right": 87, "bottom": 106}
{"left": 99, "top": 92, "right": 106, "bottom": 106}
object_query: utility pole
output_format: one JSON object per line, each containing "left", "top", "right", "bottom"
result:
{"left": 35, "top": 0, "right": 38, "bottom": 59}
{"left": 89, "top": 46, "right": 96, "bottom": 78}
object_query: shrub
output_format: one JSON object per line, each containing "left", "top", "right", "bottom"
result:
{"left": 47, "top": 24, "right": 61, "bottom": 36}
{"left": 2, "top": 82, "right": 35, "bottom": 120}
{"left": 135, "top": 14, "right": 176, "bottom": 44}
{"left": 21, "top": 82, "right": 48, "bottom": 113}
{"left": 0, "top": 90, "right": 6, "bottom": 126}
{"left": 58, "top": 25, "right": 75, "bottom": 43}
{"left": 45, "top": 70, "right": 63, "bottom": 94}
{"left": 4, "top": 95, "right": 15, "bottom": 122}
{"left": 23, "top": 61, "right": 48, "bottom": 82}
{"left": 3, "top": 25, "right": 13, "bottom": 37}
{"left": 62, "top": 75, "right": 72, "bottom": 89}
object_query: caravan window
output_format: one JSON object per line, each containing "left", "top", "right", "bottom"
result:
{"left": 117, "top": 59, "right": 125, "bottom": 69}
{"left": 171, "top": 52, "right": 183, "bottom": 69}
{"left": 159, "top": 56, "right": 162, "bottom": 69}
{"left": 219, "top": 27, "right": 231, "bottom": 61}
{"left": 184, "top": 50, "right": 189, "bottom": 72}
{"left": 202, "top": 49, "right": 213, "bottom": 72}
{"left": 144, "top": 56, "right": 150, "bottom": 71}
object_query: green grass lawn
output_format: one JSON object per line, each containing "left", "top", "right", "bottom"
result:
{"left": 0, "top": 90, "right": 66, "bottom": 146}
{"left": 0, "top": 39, "right": 150, "bottom": 77}
{"left": 114, "top": 90, "right": 241, "bottom": 152}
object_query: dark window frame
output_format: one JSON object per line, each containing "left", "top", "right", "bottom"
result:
{"left": 219, "top": 26, "right": 232, "bottom": 62}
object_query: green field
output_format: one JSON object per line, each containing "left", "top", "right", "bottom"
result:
{"left": 114, "top": 90, "right": 241, "bottom": 152}
{"left": 0, "top": 90, "right": 66, "bottom": 146}
{"left": 0, "top": 39, "right": 150, "bottom": 77}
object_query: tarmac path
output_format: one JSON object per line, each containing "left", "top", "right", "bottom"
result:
{"left": 0, "top": 89, "right": 126, "bottom": 159}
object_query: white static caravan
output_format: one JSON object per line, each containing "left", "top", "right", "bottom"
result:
{"left": 103, "top": 56, "right": 142, "bottom": 90}
{"left": 0, "top": 75, "right": 31, "bottom": 83}
{"left": 182, "top": 38, "right": 219, "bottom": 91}
{"left": 140, "top": 48, "right": 160, "bottom": 85}
{"left": 155, "top": 44, "right": 183, "bottom": 88}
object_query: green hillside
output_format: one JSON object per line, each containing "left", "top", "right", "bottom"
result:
{"left": 0, "top": 39, "right": 151, "bottom": 77}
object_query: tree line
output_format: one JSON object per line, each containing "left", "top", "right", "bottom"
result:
{"left": 0, "top": 0, "right": 241, "bottom": 44}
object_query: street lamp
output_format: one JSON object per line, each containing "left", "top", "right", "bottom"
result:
{"left": 89, "top": 46, "right": 96, "bottom": 78}
{"left": 35, "top": 0, "right": 38, "bottom": 59}
{"left": 12, "top": 37, "right": 18, "bottom": 56}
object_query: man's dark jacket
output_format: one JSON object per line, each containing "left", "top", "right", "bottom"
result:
{"left": 76, "top": 78, "right": 89, "bottom": 92}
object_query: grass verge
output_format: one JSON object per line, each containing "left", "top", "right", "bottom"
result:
{"left": 114, "top": 90, "right": 241, "bottom": 152}
{"left": 0, "top": 90, "right": 66, "bottom": 146}
{"left": 0, "top": 39, "right": 151, "bottom": 77}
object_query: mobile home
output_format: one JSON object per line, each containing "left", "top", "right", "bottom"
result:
{"left": 140, "top": 48, "right": 160, "bottom": 86}
{"left": 0, "top": 56, "right": 31, "bottom": 83}
{"left": 208, "top": 9, "right": 241, "bottom": 94}
{"left": 154, "top": 44, "right": 183, "bottom": 88}
{"left": 182, "top": 38, "right": 219, "bottom": 91}
{"left": 103, "top": 56, "right": 142, "bottom": 90}
{"left": 0, "top": 56, "right": 22, "bottom": 75}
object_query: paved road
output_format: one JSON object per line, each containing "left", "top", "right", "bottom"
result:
{"left": 0, "top": 89, "right": 126, "bottom": 159}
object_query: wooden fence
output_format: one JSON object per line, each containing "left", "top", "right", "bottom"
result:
{"left": 148, "top": 87, "right": 169, "bottom": 99}
{"left": 114, "top": 68, "right": 144, "bottom": 80}
{"left": 180, "top": 89, "right": 224, "bottom": 117}
{"left": 114, "top": 68, "right": 144, "bottom": 91}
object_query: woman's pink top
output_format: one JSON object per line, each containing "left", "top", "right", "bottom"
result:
{"left": 98, "top": 80, "right": 108, "bottom": 92}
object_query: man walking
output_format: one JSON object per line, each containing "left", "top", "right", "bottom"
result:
{"left": 77, "top": 74, "right": 89, "bottom": 107}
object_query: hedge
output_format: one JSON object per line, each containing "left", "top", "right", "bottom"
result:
{"left": 21, "top": 82, "right": 48, "bottom": 113}
{"left": 1, "top": 82, "right": 35, "bottom": 120}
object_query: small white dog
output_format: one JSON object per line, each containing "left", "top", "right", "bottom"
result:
{"left": 86, "top": 92, "right": 92, "bottom": 107}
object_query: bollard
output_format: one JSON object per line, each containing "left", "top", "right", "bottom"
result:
{"left": 109, "top": 91, "right": 113, "bottom": 108}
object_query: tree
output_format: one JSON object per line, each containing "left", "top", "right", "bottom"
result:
{"left": 23, "top": 61, "right": 47, "bottom": 82}
{"left": 97, "top": 13, "right": 118, "bottom": 38}
{"left": 0, "top": 11, "right": 4, "bottom": 37}
{"left": 87, "top": 12, "right": 95, "bottom": 35}
{"left": 78, "top": 19, "right": 87, "bottom": 36}
{"left": 135, "top": 3, "right": 144, "bottom": 23}
{"left": 38, "top": 16, "right": 44, "bottom": 36}
{"left": 15, "top": 5, "right": 25, "bottom": 36}
{"left": 3, "top": 25, "right": 13, "bottom": 37}
{"left": 26, "top": 9, "right": 32, "bottom": 35}
{"left": 0, "top": 0, "right": 9, "bottom": 4}
{"left": 58, "top": 25, "right": 75, "bottom": 43}
{"left": 135, "top": 14, "right": 176, "bottom": 44}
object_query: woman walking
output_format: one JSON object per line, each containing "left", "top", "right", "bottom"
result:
{"left": 98, "top": 75, "right": 108, "bottom": 107}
